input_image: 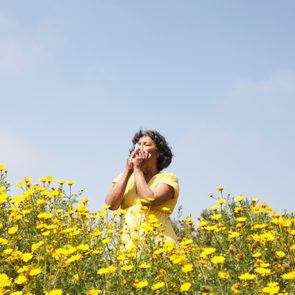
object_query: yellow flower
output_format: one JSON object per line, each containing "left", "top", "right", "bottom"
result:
{"left": 170, "top": 253, "right": 186, "bottom": 265}
{"left": 251, "top": 223, "right": 267, "bottom": 230}
{"left": 185, "top": 217, "right": 194, "bottom": 224}
{"left": 276, "top": 251, "right": 286, "bottom": 258}
{"left": 31, "top": 241, "right": 44, "bottom": 252}
{"left": 80, "top": 198, "right": 89, "bottom": 203}
{"left": 17, "top": 182, "right": 23, "bottom": 188}
{"left": 200, "top": 247, "right": 216, "bottom": 257}
{"left": 228, "top": 232, "right": 240, "bottom": 238}
{"left": 37, "top": 199, "right": 47, "bottom": 205}
{"left": 181, "top": 264, "right": 193, "bottom": 273}
{"left": 231, "top": 283, "right": 240, "bottom": 294}
{"left": 216, "top": 186, "right": 224, "bottom": 191}
{"left": 0, "top": 164, "right": 7, "bottom": 171}
{"left": 0, "top": 273, "right": 12, "bottom": 287}
{"left": 234, "top": 206, "right": 243, "bottom": 213}
{"left": 236, "top": 217, "right": 247, "bottom": 222}
{"left": 210, "top": 214, "right": 222, "bottom": 221}
{"left": 15, "top": 275, "right": 27, "bottom": 285}
{"left": 29, "top": 268, "right": 42, "bottom": 276}
{"left": 97, "top": 265, "right": 117, "bottom": 275}
{"left": 252, "top": 252, "right": 262, "bottom": 258}
{"left": 261, "top": 231, "right": 275, "bottom": 242}
{"left": 235, "top": 196, "right": 244, "bottom": 202}
{"left": 66, "top": 180, "right": 75, "bottom": 185}
{"left": 218, "top": 272, "right": 230, "bottom": 279}
{"left": 217, "top": 199, "right": 226, "bottom": 205}
{"left": 11, "top": 251, "right": 23, "bottom": 261}
{"left": 251, "top": 198, "right": 259, "bottom": 203}
{"left": 8, "top": 225, "right": 19, "bottom": 235}
{"left": 239, "top": 272, "right": 256, "bottom": 281}
{"left": 45, "top": 290, "right": 63, "bottom": 295}
{"left": 42, "top": 231, "right": 51, "bottom": 236}
{"left": 138, "top": 263, "right": 151, "bottom": 269}
{"left": 18, "top": 266, "right": 29, "bottom": 273}
{"left": 86, "top": 290, "right": 102, "bottom": 295}
{"left": 251, "top": 206, "right": 262, "bottom": 214}
{"left": 37, "top": 212, "right": 53, "bottom": 219}
{"left": 210, "top": 205, "right": 219, "bottom": 211}
{"left": 256, "top": 261, "right": 270, "bottom": 268}
{"left": 281, "top": 271, "right": 295, "bottom": 280}
{"left": 116, "top": 254, "right": 127, "bottom": 261}
{"left": 97, "top": 211, "right": 106, "bottom": 217}
{"left": 264, "top": 207, "right": 275, "bottom": 215}
{"left": 151, "top": 282, "right": 165, "bottom": 290}
{"left": 255, "top": 267, "right": 271, "bottom": 276}
{"left": 0, "top": 193, "right": 8, "bottom": 204}
{"left": 65, "top": 254, "right": 82, "bottom": 264}
{"left": 121, "top": 265, "right": 134, "bottom": 271}
{"left": 262, "top": 282, "right": 280, "bottom": 294}
{"left": 133, "top": 280, "right": 148, "bottom": 289}
{"left": 22, "top": 209, "right": 31, "bottom": 215}
{"left": 180, "top": 238, "right": 193, "bottom": 247}
{"left": 0, "top": 238, "right": 8, "bottom": 245}
{"left": 46, "top": 176, "right": 55, "bottom": 183}
{"left": 3, "top": 248, "right": 13, "bottom": 255}
{"left": 180, "top": 282, "right": 191, "bottom": 292}
{"left": 22, "top": 252, "right": 33, "bottom": 262}
{"left": 77, "top": 244, "right": 90, "bottom": 251}
{"left": 102, "top": 237, "right": 112, "bottom": 244}
{"left": 198, "top": 220, "right": 208, "bottom": 227}
{"left": 132, "top": 236, "right": 140, "bottom": 242}
{"left": 211, "top": 256, "right": 225, "bottom": 264}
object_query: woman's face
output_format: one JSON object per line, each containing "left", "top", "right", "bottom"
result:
{"left": 137, "top": 135, "right": 159, "bottom": 159}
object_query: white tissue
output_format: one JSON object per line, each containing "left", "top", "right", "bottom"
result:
{"left": 134, "top": 144, "right": 151, "bottom": 158}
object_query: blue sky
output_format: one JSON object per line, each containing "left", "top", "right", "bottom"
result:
{"left": 1, "top": 1, "right": 295, "bottom": 218}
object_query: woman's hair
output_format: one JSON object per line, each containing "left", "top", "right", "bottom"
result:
{"left": 131, "top": 129, "right": 173, "bottom": 171}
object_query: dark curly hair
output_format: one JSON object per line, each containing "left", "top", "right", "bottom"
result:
{"left": 131, "top": 129, "right": 173, "bottom": 171}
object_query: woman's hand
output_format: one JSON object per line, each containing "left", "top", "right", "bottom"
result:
{"left": 132, "top": 149, "right": 151, "bottom": 170}
{"left": 125, "top": 148, "right": 139, "bottom": 173}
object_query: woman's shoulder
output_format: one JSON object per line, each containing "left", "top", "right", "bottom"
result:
{"left": 153, "top": 172, "right": 179, "bottom": 198}
{"left": 154, "top": 172, "right": 179, "bottom": 183}
{"left": 112, "top": 172, "right": 124, "bottom": 184}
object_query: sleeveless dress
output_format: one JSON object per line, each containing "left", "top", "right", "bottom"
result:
{"left": 112, "top": 172, "right": 179, "bottom": 249}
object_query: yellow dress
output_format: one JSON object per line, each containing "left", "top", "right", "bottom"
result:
{"left": 112, "top": 172, "right": 179, "bottom": 249}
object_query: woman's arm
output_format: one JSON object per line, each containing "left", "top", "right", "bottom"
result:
{"left": 105, "top": 169, "right": 132, "bottom": 210}
{"left": 133, "top": 167, "right": 174, "bottom": 208}
{"left": 105, "top": 149, "right": 138, "bottom": 210}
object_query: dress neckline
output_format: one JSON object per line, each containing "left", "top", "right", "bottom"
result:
{"left": 146, "top": 172, "right": 161, "bottom": 185}
{"left": 132, "top": 172, "right": 161, "bottom": 187}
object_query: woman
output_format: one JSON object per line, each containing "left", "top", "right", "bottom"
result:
{"left": 105, "top": 129, "right": 179, "bottom": 249}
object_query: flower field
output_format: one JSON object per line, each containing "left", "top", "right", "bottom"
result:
{"left": 0, "top": 165, "right": 294, "bottom": 295}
